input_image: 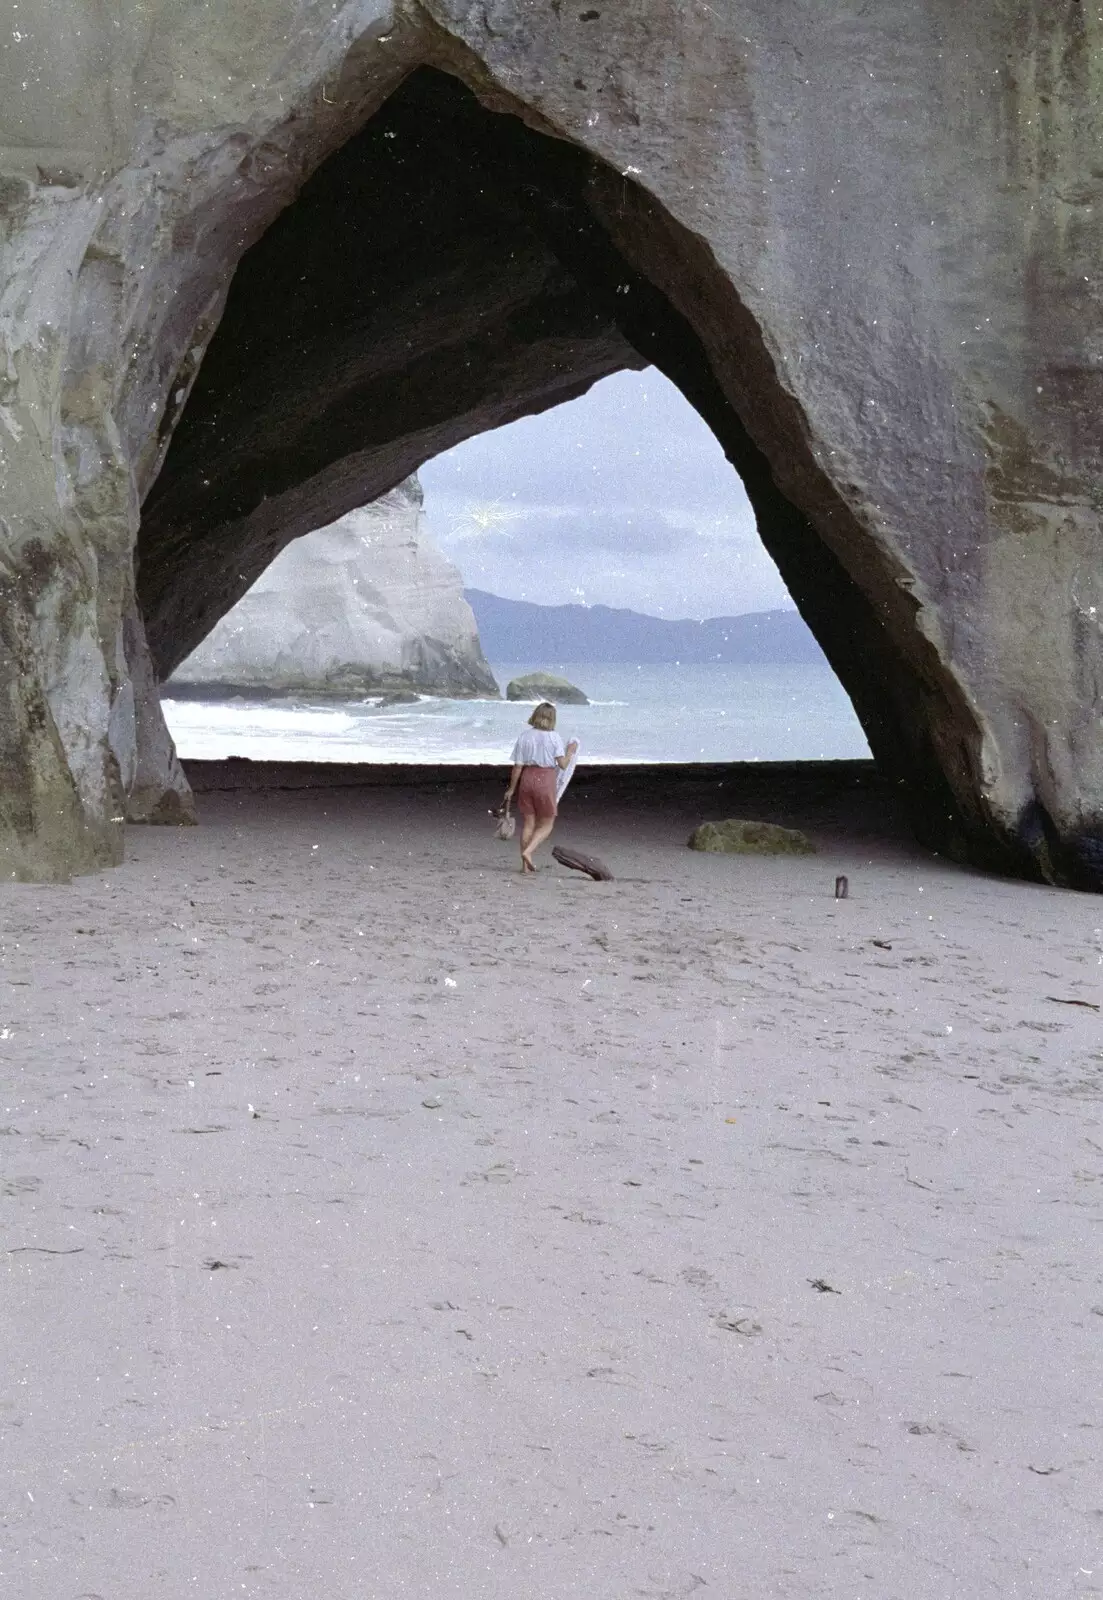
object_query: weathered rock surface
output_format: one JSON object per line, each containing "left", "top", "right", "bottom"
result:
{"left": 119, "top": 604, "right": 197, "bottom": 825}
{"left": 169, "top": 479, "right": 497, "bottom": 701}
{"left": 136, "top": 67, "right": 640, "bottom": 680}
{"left": 688, "top": 819, "right": 816, "bottom": 857}
{"left": 1, "top": 4, "right": 1101, "bottom": 884}
{"left": 506, "top": 673, "right": 589, "bottom": 706}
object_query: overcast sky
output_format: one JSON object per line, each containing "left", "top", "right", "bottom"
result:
{"left": 419, "top": 367, "right": 796, "bottom": 621}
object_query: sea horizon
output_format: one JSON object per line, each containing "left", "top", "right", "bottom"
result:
{"left": 163, "top": 659, "right": 871, "bottom": 767}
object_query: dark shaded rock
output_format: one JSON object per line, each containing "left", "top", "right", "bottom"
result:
{"left": 688, "top": 819, "right": 816, "bottom": 856}
{"left": 137, "top": 71, "right": 639, "bottom": 679}
{"left": 119, "top": 604, "right": 197, "bottom": 825}
{"left": 506, "top": 673, "right": 589, "bottom": 706}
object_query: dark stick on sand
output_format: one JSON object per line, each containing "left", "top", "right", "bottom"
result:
{"left": 552, "top": 845, "right": 614, "bottom": 881}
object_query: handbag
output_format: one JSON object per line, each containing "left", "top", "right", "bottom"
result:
{"left": 494, "top": 807, "right": 516, "bottom": 841}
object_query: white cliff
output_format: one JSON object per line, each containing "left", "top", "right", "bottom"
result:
{"left": 169, "top": 479, "right": 498, "bottom": 700}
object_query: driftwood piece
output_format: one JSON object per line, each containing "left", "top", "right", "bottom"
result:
{"left": 552, "top": 845, "right": 614, "bottom": 881}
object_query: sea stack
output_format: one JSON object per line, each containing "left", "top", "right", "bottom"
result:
{"left": 169, "top": 480, "right": 499, "bottom": 701}
{"left": 506, "top": 672, "right": 590, "bottom": 706}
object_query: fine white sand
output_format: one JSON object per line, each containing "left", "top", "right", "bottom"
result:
{"left": 2, "top": 772, "right": 1101, "bottom": 1599}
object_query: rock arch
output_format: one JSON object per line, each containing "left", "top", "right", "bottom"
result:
{"left": 1, "top": 3, "right": 1100, "bottom": 885}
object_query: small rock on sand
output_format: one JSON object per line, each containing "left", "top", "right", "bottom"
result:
{"left": 687, "top": 818, "right": 816, "bottom": 855}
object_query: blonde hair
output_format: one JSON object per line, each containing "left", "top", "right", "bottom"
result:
{"left": 528, "top": 701, "right": 557, "bottom": 731}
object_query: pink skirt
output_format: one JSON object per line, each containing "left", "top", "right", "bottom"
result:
{"left": 516, "top": 766, "right": 558, "bottom": 820}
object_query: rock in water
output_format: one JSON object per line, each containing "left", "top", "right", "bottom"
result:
{"left": 506, "top": 673, "right": 589, "bottom": 705}
{"left": 687, "top": 819, "right": 816, "bottom": 856}
{"left": 170, "top": 479, "right": 499, "bottom": 700}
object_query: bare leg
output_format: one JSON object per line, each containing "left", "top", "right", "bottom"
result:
{"left": 524, "top": 815, "right": 556, "bottom": 867}
{"left": 520, "top": 814, "right": 536, "bottom": 872}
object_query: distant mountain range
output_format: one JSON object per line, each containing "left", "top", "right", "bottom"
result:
{"left": 464, "top": 590, "right": 826, "bottom": 666}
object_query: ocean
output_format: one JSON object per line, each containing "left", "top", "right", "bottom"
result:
{"left": 163, "top": 662, "right": 870, "bottom": 766}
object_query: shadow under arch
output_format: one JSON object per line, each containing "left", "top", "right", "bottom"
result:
{"left": 137, "top": 65, "right": 1010, "bottom": 875}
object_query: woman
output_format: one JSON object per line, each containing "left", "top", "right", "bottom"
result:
{"left": 504, "top": 702, "right": 578, "bottom": 874}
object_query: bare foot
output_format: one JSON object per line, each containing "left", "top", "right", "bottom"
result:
{"left": 521, "top": 855, "right": 536, "bottom": 874}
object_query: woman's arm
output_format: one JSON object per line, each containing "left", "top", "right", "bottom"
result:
{"left": 504, "top": 763, "right": 524, "bottom": 803}
{"left": 556, "top": 740, "right": 579, "bottom": 771}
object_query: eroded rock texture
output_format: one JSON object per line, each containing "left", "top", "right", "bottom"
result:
{"left": 118, "top": 603, "right": 197, "bottom": 826}
{"left": 0, "top": 3, "right": 1100, "bottom": 883}
{"left": 169, "top": 477, "right": 498, "bottom": 700}
{"left": 138, "top": 64, "right": 641, "bottom": 678}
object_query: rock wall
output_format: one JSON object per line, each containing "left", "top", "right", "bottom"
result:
{"left": 119, "top": 602, "right": 197, "bottom": 825}
{"left": 0, "top": 3, "right": 1100, "bottom": 884}
{"left": 169, "top": 478, "right": 497, "bottom": 700}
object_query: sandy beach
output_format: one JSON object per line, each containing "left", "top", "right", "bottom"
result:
{"left": 2, "top": 763, "right": 1101, "bottom": 1599}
